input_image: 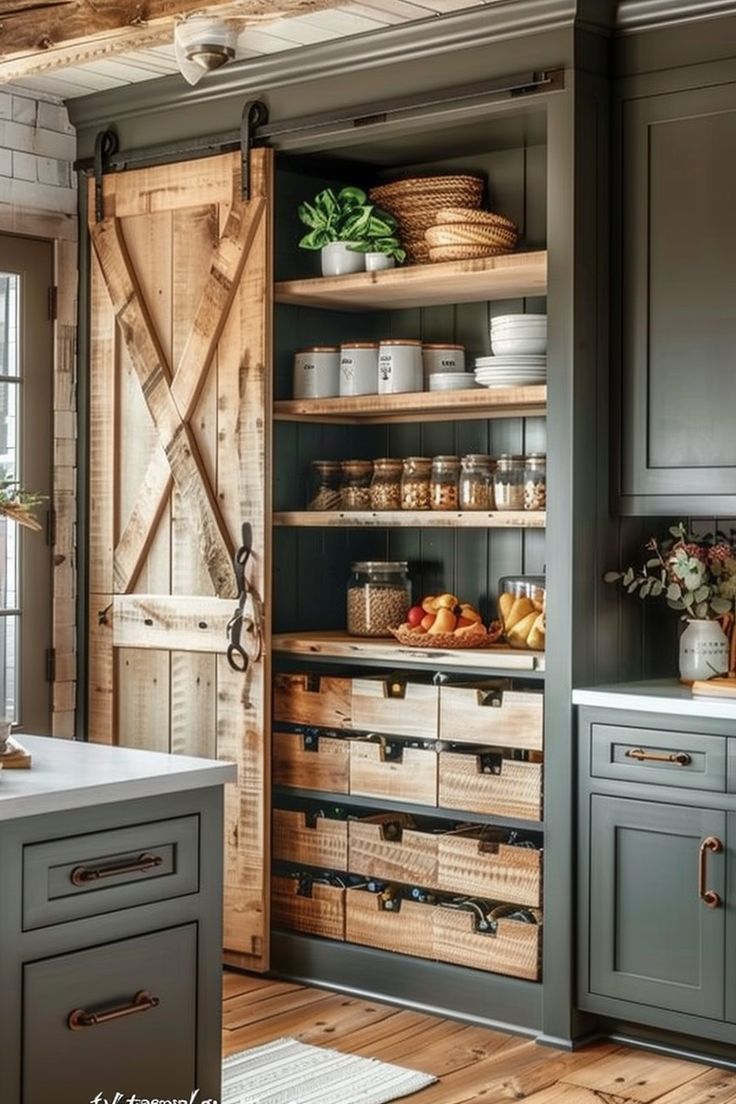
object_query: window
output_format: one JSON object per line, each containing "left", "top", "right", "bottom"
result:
{"left": 0, "top": 234, "right": 53, "bottom": 733}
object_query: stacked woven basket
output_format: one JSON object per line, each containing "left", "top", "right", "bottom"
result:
{"left": 369, "top": 174, "right": 518, "bottom": 264}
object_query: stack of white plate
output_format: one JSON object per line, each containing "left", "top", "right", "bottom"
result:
{"left": 428, "top": 372, "right": 478, "bottom": 391}
{"left": 490, "top": 313, "right": 547, "bottom": 356}
{"left": 474, "top": 354, "right": 546, "bottom": 388}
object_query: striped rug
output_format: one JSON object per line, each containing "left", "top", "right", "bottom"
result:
{"left": 222, "top": 1037, "right": 437, "bottom": 1104}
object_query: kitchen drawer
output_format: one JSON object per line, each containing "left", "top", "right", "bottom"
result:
{"left": 22, "top": 816, "right": 200, "bottom": 931}
{"left": 271, "top": 875, "right": 345, "bottom": 940}
{"left": 350, "top": 740, "right": 438, "bottom": 806}
{"left": 273, "top": 730, "right": 350, "bottom": 793}
{"left": 23, "top": 925, "right": 196, "bottom": 1104}
{"left": 591, "top": 724, "right": 726, "bottom": 792}
{"left": 439, "top": 751, "right": 542, "bottom": 821}
{"left": 273, "top": 809, "right": 348, "bottom": 870}
{"left": 348, "top": 815, "right": 438, "bottom": 886}
{"left": 351, "top": 675, "right": 439, "bottom": 739}
{"left": 437, "top": 830, "right": 542, "bottom": 907}
{"left": 434, "top": 904, "right": 542, "bottom": 980}
{"left": 273, "top": 673, "right": 352, "bottom": 729}
{"left": 346, "top": 887, "right": 434, "bottom": 959}
{"left": 439, "top": 683, "right": 544, "bottom": 751}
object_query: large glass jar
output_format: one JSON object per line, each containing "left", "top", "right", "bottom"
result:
{"left": 307, "top": 460, "right": 342, "bottom": 511}
{"left": 430, "top": 456, "right": 460, "bottom": 510}
{"left": 347, "top": 561, "right": 411, "bottom": 637}
{"left": 340, "top": 460, "right": 373, "bottom": 511}
{"left": 459, "top": 454, "right": 492, "bottom": 510}
{"left": 498, "top": 574, "right": 546, "bottom": 650}
{"left": 401, "top": 457, "right": 432, "bottom": 510}
{"left": 493, "top": 454, "right": 525, "bottom": 511}
{"left": 370, "top": 458, "right": 403, "bottom": 511}
{"left": 523, "top": 453, "right": 547, "bottom": 511}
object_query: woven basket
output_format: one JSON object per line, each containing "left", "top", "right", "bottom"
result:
{"left": 433, "top": 206, "right": 518, "bottom": 232}
{"left": 370, "top": 175, "right": 484, "bottom": 203}
{"left": 391, "top": 623, "right": 499, "bottom": 649}
{"left": 425, "top": 224, "right": 518, "bottom": 249}
{"left": 369, "top": 176, "right": 484, "bottom": 263}
{"left": 428, "top": 244, "right": 510, "bottom": 263}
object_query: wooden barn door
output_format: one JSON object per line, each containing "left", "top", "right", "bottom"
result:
{"left": 87, "top": 149, "right": 273, "bottom": 970}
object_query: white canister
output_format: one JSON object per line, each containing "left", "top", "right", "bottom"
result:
{"left": 378, "top": 340, "right": 423, "bottom": 394}
{"left": 292, "top": 346, "right": 340, "bottom": 399}
{"left": 422, "top": 343, "right": 466, "bottom": 381}
{"left": 340, "top": 343, "right": 379, "bottom": 396}
{"left": 678, "top": 618, "right": 729, "bottom": 682}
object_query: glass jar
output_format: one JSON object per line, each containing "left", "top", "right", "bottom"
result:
{"left": 523, "top": 453, "right": 547, "bottom": 511}
{"left": 459, "top": 454, "right": 492, "bottom": 511}
{"left": 347, "top": 561, "right": 411, "bottom": 637}
{"left": 498, "top": 574, "right": 546, "bottom": 651}
{"left": 401, "top": 457, "right": 432, "bottom": 510}
{"left": 493, "top": 454, "right": 525, "bottom": 511}
{"left": 430, "top": 456, "right": 460, "bottom": 511}
{"left": 370, "top": 458, "right": 403, "bottom": 511}
{"left": 340, "top": 460, "right": 373, "bottom": 511}
{"left": 307, "top": 460, "right": 342, "bottom": 511}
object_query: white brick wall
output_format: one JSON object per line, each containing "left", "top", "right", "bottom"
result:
{"left": 0, "top": 87, "right": 76, "bottom": 216}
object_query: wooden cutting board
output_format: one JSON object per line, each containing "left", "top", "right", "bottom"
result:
{"left": 692, "top": 677, "right": 736, "bottom": 699}
{"left": 0, "top": 736, "right": 32, "bottom": 768}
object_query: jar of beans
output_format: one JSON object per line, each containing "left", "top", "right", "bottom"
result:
{"left": 347, "top": 561, "right": 411, "bottom": 637}
{"left": 459, "top": 454, "right": 492, "bottom": 510}
{"left": 370, "top": 458, "right": 403, "bottom": 511}
{"left": 307, "top": 460, "right": 342, "bottom": 511}
{"left": 493, "top": 454, "right": 525, "bottom": 511}
{"left": 430, "top": 455, "right": 460, "bottom": 510}
{"left": 341, "top": 460, "right": 373, "bottom": 510}
{"left": 401, "top": 457, "right": 432, "bottom": 510}
{"left": 523, "top": 453, "right": 547, "bottom": 511}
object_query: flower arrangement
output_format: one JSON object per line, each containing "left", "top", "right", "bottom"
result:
{"left": 0, "top": 479, "right": 45, "bottom": 532}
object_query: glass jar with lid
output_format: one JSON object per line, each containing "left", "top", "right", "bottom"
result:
{"left": 459, "top": 454, "right": 493, "bottom": 510}
{"left": 307, "top": 460, "right": 342, "bottom": 511}
{"left": 430, "top": 456, "right": 460, "bottom": 510}
{"left": 493, "top": 454, "right": 525, "bottom": 511}
{"left": 347, "top": 561, "right": 411, "bottom": 637}
{"left": 523, "top": 453, "right": 547, "bottom": 511}
{"left": 401, "top": 457, "right": 432, "bottom": 510}
{"left": 370, "top": 458, "right": 403, "bottom": 511}
{"left": 340, "top": 460, "right": 373, "bottom": 511}
{"left": 498, "top": 574, "right": 546, "bottom": 651}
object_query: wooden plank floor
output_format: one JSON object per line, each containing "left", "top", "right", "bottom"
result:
{"left": 222, "top": 971, "right": 736, "bottom": 1103}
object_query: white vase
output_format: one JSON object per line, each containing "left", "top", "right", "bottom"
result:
{"left": 320, "top": 242, "right": 364, "bottom": 277}
{"left": 678, "top": 619, "right": 729, "bottom": 682}
{"left": 365, "top": 252, "right": 395, "bottom": 271}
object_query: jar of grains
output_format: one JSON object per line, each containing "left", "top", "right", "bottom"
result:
{"left": 340, "top": 460, "right": 373, "bottom": 510}
{"left": 401, "top": 457, "right": 432, "bottom": 510}
{"left": 307, "top": 460, "right": 342, "bottom": 511}
{"left": 523, "top": 453, "right": 547, "bottom": 511}
{"left": 459, "top": 454, "right": 493, "bottom": 510}
{"left": 430, "top": 456, "right": 460, "bottom": 510}
{"left": 347, "top": 561, "right": 411, "bottom": 637}
{"left": 493, "top": 454, "right": 525, "bottom": 511}
{"left": 370, "top": 458, "right": 403, "bottom": 511}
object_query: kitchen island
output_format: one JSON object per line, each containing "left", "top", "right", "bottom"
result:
{"left": 0, "top": 735, "right": 235, "bottom": 1104}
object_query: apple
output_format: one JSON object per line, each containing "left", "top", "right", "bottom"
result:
{"left": 407, "top": 605, "right": 424, "bottom": 628}
{"left": 420, "top": 612, "right": 436, "bottom": 632}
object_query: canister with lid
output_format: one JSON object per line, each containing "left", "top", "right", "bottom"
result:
{"left": 401, "top": 457, "right": 432, "bottom": 510}
{"left": 292, "top": 346, "right": 340, "bottom": 399}
{"left": 493, "top": 454, "right": 525, "bottom": 511}
{"left": 340, "top": 460, "right": 373, "bottom": 510}
{"left": 370, "top": 458, "right": 403, "bottom": 511}
{"left": 307, "top": 460, "right": 342, "bottom": 511}
{"left": 378, "top": 340, "right": 423, "bottom": 394}
{"left": 340, "top": 342, "right": 379, "bottom": 396}
{"left": 347, "top": 561, "right": 411, "bottom": 637}
{"left": 523, "top": 453, "right": 547, "bottom": 511}
{"left": 459, "top": 454, "right": 493, "bottom": 510}
{"left": 430, "top": 456, "right": 460, "bottom": 511}
{"left": 422, "top": 343, "right": 466, "bottom": 382}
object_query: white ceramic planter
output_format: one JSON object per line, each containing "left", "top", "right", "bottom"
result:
{"left": 365, "top": 252, "right": 395, "bottom": 271}
{"left": 678, "top": 618, "right": 729, "bottom": 682}
{"left": 320, "top": 242, "right": 365, "bottom": 277}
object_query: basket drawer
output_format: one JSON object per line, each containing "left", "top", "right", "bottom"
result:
{"left": 351, "top": 675, "right": 439, "bottom": 739}
{"left": 439, "top": 751, "right": 542, "bottom": 821}
{"left": 273, "top": 731, "right": 350, "bottom": 793}
{"left": 348, "top": 816, "right": 438, "bottom": 885}
{"left": 273, "top": 810, "right": 348, "bottom": 870}
{"left": 437, "top": 831, "right": 542, "bottom": 906}
{"left": 271, "top": 876, "right": 345, "bottom": 940}
{"left": 273, "top": 673, "right": 352, "bottom": 729}
{"left": 439, "top": 683, "right": 543, "bottom": 751}
{"left": 434, "top": 906, "right": 542, "bottom": 980}
{"left": 346, "top": 888, "right": 434, "bottom": 959}
{"left": 350, "top": 741, "right": 437, "bottom": 806}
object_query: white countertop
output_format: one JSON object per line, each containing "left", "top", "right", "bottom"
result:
{"left": 0, "top": 735, "right": 236, "bottom": 822}
{"left": 573, "top": 679, "right": 736, "bottom": 724}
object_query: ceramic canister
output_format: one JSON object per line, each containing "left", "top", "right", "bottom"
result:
{"left": 292, "top": 346, "right": 340, "bottom": 399}
{"left": 378, "top": 339, "right": 423, "bottom": 394}
{"left": 340, "top": 343, "right": 379, "bottom": 396}
{"left": 422, "top": 343, "right": 466, "bottom": 381}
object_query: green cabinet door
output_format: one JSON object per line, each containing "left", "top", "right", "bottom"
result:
{"left": 589, "top": 796, "right": 725, "bottom": 1018}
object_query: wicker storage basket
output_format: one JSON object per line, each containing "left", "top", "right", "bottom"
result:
{"left": 428, "top": 244, "right": 510, "bottom": 263}
{"left": 425, "top": 224, "right": 518, "bottom": 249}
{"left": 391, "top": 623, "right": 494, "bottom": 650}
{"left": 433, "top": 206, "right": 518, "bottom": 231}
{"left": 369, "top": 175, "right": 484, "bottom": 264}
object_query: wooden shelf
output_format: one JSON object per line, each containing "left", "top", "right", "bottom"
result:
{"left": 275, "top": 250, "right": 547, "bottom": 311}
{"left": 274, "top": 510, "right": 545, "bottom": 529}
{"left": 274, "top": 385, "right": 546, "bottom": 425}
{"left": 272, "top": 630, "right": 545, "bottom": 674}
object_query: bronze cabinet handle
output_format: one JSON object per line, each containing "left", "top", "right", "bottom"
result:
{"left": 70, "top": 851, "right": 164, "bottom": 887}
{"left": 698, "top": 836, "right": 723, "bottom": 909}
{"left": 625, "top": 747, "right": 692, "bottom": 767}
{"left": 68, "top": 990, "right": 160, "bottom": 1030}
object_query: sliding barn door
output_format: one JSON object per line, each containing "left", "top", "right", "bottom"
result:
{"left": 87, "top": 149, "right": 273, "bottom": 970}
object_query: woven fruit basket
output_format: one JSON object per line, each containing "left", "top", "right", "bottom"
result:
{"left": 391, "top": 622, "right": 503, "bottom": 649}
{"left": 369, "top": 175, "right": 485, "bottom": 264}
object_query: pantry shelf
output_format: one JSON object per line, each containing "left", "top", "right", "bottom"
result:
{"left": 275, "top": 250, "right": 547, "bottom": 311}
{"left": 273, "top": 385, "right": 546, "bottom": 425}
{"left": 273, "top": 510, "right": 545, "bottom": 529}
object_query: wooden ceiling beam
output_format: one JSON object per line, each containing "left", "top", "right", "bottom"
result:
{"left": 0, "top": 0, "right": 344, "bottom": 83}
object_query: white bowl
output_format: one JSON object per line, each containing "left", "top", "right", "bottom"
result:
{"left": 491, "top": 314, "right": 547, "bottom": 328}
{"left": 491, "top": 336, "right": 547, "bottom": 355}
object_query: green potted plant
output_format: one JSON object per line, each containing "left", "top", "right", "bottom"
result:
{"left": 298, "top": 186, "right": 403, "bottom": 276}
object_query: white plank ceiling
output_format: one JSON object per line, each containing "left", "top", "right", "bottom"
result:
{"left": 13, "top": 0, "right": 489, "bottom": 100}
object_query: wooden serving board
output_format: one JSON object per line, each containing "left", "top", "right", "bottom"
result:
{"left": 0, "top": 736, "right": 32, "bottom": 768}
{"left": 692, "top": 677, "right": 736, "bottom": 699}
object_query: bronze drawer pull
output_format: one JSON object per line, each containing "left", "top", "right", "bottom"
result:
{"left": 698, "top": 836, "right": 723, "bottom": 909}
{"left": 625, "top": 747, "right": 692, "bottom": 766}
{"left": 70, "top": 851, "right": 163, "bottom": 887}
{"left": 68, "top": 990, "right": 159, "bottom": 1030}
